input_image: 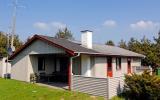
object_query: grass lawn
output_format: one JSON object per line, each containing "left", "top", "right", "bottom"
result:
{"left": 0, "top": 78, "right": 104, "bottom": 100}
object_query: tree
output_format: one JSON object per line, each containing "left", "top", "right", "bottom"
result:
{"left": 124, "top": 71, "right": 160, "bottom": 100}
{"left": 153, "top": 31, "right": 160, "bottom": 67}
{"left": 105, "top": 40, "right": 115, "bottom": 46}
{"left": 118, "top": 39, "right": 128, "bottom": 49}
{"left": 128, "top": 37, "right": 142, "bottom": 53}
{"left": 0, "top": 31, "right": 22, "bottom": 56}
{"left": 54, "top": 27, "right": 74, "bottom": 40}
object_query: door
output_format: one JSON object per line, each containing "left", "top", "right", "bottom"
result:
{"left": 127, "top": 58, "right": 131, "bottom": 74}
{"left": 107, "top": 57, "right": 112, "bottom": 77}
{"left": 59, "top": 57, "right": 69, "bottom": 82}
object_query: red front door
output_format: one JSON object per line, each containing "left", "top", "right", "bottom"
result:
{"left": 127, "top": 58, "right": 131, "bottom": 74}
{"left": 107, "top": 57, "right": 112, "bottom": 77}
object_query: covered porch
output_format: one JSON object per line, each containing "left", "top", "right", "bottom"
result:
{"left": 29, "top": 53, "right": 71, "bottom": 89}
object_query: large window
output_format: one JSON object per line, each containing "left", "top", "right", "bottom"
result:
{"left": 38, "top": 57, "right": 45, "bottom": 71}
{"left": 116, "top": 57, "right": 121, "bottom": 70}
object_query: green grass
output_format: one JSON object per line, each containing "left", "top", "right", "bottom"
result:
{"left": 0, "top": 78, "right": 104, "bottom": 100}
{"left": 111, "top": 96, "right": 125, "bottom": 100}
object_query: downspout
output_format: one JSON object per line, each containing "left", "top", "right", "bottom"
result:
{"left": 69, "top": 53, "right": 80, "bottom": 90}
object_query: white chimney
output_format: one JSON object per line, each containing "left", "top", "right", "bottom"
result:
{"left": 81, "top": 30, "right": 92, "bottom": 49}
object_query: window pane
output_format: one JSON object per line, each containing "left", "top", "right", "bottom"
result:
{"left": 116, "top": 57, "right": 121, "bottom": 70}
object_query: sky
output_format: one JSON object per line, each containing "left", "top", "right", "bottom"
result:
{"left": 0, "top": 0, "right": 160, "bottom": 44}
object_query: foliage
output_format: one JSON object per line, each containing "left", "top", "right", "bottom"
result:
{"left": 124, "top": 70, "right": 160, "bottom": 100}
{"left": 105, "top": 40, "right": 115, "bottom": 46}
{"left": 54, "top": 27, "right": 74, "bottom": 40}
{"left": 111, "top": 96, "right": 125, "bottom": 100}
{"left": 0, "top": 78, "right": 104, "bottom": 100}
{"left": 0, "top": 31, "right": 22, "bottom": 56}
{"left": 118, "top": 39, "right": 127, "bottom": 49}
{"left": 117, "top": 32, "right": 160, "bottom": 69}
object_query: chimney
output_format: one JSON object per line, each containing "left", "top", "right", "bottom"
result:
{"left": 81, "top": 30, "right": 92, "bottom": 49}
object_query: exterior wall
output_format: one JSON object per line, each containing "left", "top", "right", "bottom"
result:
{"left": 0, "top": 58, "right": 3, "bottom": 77}
{"left": 11, "top": 54, "right": 29, "bottom": 82}
{"left": 11, "top": 39, "right": 65, "bottom": 82}
{"left": 28, "top": 40, "right": 65, "bottom": 54}
{"left": 72, "top": 56, "right": 81, "bottom": 75}
{"left": 112, "top": 57, "right": 127, "bottom": 77}
{"left": 80, "top": 55, "right": 107, "bottom": 78}
{"left": 71, "top": 75, "right": 124, "bottom": 99}
{"left": 0, "top": 57, "right": 11, "bottom": 78}
{"left": 93, "top": 57, "right": 106, "bottom": 78}
{"left": 112, "top": 57, "right": 141, "bottom": 77}
{"left": 131, "top": 58, "right": 141, "bottom": 73}
{"left": 81, "top": 55, "right": 91, "bottom": 76}
{"left": 28, "top": 55, "right": 55, "bottom": 75}
{"left": 71, "top": 75, "right": 108, "bottom": 98}
{"left": 108, "top": 76, "right": 124, "bottom": 99}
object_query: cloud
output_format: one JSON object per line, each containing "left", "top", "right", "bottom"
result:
{"left": 33, "top": 21, "right": 66, "bottom": 31}
{"left": 33, "top": 22, "right": 49, "bottom": 30}
{"left": 130, "top": 20, "right": 160, "bottom": 30}
{"left": 103, "top": 20, "right": 117, "bottom": 27}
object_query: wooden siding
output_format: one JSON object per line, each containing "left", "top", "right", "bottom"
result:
{"left": 108, "top": 76, "right": 124, "bottom": 99}
{"left": 72, "top": 75, "right": 125, "bottom": 99}
{"left": 71, "top": 75, "right": 108, "bottom": 98}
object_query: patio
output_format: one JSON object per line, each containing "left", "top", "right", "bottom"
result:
{"left": 29, "top": 53, "right": 70, "bottom": 89}
{"left": 37, "top": 82, "right": 68, "bottom": 90}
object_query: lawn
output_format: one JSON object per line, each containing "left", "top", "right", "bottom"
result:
{"left": 0, "top": 78, "right": 104, "bottom": 100}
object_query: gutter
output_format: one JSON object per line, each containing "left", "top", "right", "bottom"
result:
{"left": 69, "top": 53, "right": 80, "bottom": 91}
{"left": 70, "top": 53, "right": 81, "bottom": 75}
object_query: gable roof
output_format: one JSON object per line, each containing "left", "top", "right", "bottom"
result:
{"left": 9, "top": 34, "right": 145, "bottom": 60}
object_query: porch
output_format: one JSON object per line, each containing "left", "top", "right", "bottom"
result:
{"left": 29, "top": 53, "right": 71, "bottom": 89}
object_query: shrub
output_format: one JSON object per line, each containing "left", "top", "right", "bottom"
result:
{"left": 30, "top": 73, "right": 38, "bottom": 83}
{"left": 124, "top": 70, "right": 160, "bottom": 100}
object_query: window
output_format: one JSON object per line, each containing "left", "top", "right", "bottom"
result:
{"left": 38, "top": 57, "right": 45, "bottom": 71}
{"left": 116, "top": 57, "right": 121, "bottom": 70}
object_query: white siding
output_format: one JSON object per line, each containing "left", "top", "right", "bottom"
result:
{"left": 112, "top": 58, "right": 127, "bottom": 77}
{"left": 11, "top": 39, "right": 65, "bottom": 82}
{"left": 94, "top": 57, "right": 106, "bottom": 78}
{"left": 81, "top": 55, "right": 91, "bottom": 76}
{"left": 11, "top": 54, "right": 29, "bottom": 82}
{"left": 28, "top": 40, "right": 65, "bottom": 54}
{"left": 0, "top": 58, "right": 11, "bottom": 78}
{"left": 108, "top": 76, "right": 124, "bottom": 99}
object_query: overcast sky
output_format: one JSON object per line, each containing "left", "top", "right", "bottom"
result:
{"left": 0, "top": 0, "right": 160, "bottom": 44}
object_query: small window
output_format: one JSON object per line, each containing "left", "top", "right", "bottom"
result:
{"left": 116, "top": 57, "right": 121, "bottom": 70}
{"left": 38, "top": 57, "right": 45, "bottom": 71}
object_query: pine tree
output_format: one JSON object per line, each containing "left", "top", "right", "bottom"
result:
{"left": 105, "top": 40, "right": 115, "bottom": 46}
{"left": 118, "top": 39, "right": 128, "bottom": 49}
{"left": 54, "top": 27, "right": 74, "bottom": 40}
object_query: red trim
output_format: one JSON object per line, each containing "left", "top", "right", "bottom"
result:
{"left": 68, "top": 60, "right": 71, "bottom": 90}
{"left": 107, "top": 57, "right": 112, "bottom": 77}
{"left": 9, "top": 35, "right": 75, "bottom": 60}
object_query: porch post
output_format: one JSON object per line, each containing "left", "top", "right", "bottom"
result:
{"left": 68, "top": 57, "right": 72, "bottom": 90}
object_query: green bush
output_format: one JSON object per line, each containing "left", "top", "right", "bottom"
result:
{"left": 124, "top": 70, "right": 160, "bottom": 100}
{"left": 30, "top": 73, "right": 38, "bottom": 83}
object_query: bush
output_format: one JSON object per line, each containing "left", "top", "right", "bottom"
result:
{"left": 30, "top": 73, "right": 38, "bottom": 83}
{"left": 124, "top": 70, "right": 160, "bottom": 100}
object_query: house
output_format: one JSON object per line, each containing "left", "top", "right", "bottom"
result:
{"left": 9, "top": 30, "right": 145, "bottom": 99}
{"left": 0, "top": 55, "right": 11, "bottom": 78}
